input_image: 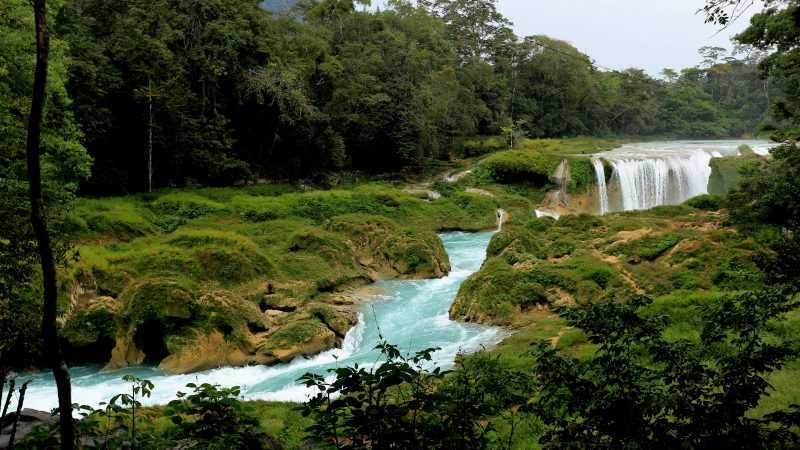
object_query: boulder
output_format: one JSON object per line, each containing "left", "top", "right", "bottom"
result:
{"left": 0, "top": 409, "right": 58, "bottom": 449}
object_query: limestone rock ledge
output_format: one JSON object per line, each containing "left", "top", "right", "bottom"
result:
{"left": 59, "top": 217, "right": 451, "bottom": 374}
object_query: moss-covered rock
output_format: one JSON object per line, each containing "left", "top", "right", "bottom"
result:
{"left": 258, "top": 319, "right": 338, "bottom": 362}
{"left": 56, "top": 181, "right": 495, "bottom": 373}
{"left": 452, "top": 208, "right": 764, "bottom": 325}
{"left": 327, "top": 214, "right": 450, "bottom": 279}
{"left": 478, "top": 150, "right": 560, "bottom": 185}
{"left": 450, "top": 258, "right": 555, "bottom": 324}
{"left": 709, "top": 153, "right": 764, "bottom": 195}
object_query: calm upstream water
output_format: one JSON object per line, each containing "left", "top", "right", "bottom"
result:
{"left": 17, "top": 231, "right": 504, "bottom": 411}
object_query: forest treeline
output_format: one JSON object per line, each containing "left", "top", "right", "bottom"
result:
{"left": 0, "top": 0, "right": 782, "bottom": 194}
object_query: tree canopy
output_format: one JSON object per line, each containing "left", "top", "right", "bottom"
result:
{"left": 0, "top": 0, "right": 775, "bottom": 194}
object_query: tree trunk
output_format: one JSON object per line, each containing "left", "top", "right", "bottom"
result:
{"left": 0, "top": 369, "right": 6, "bottom": 418}
{"left": 2, "top": 378, "right": 15, "bottom": 421}
{"left": 25, "top": 1, "right": 75, "bottom": 449}
{"left": 7, "top": 381, "right": 30, "bottom": 450}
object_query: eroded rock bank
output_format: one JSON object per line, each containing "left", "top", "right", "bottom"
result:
{"left": 57, "top": 186, "right": 498, "bottom": 374}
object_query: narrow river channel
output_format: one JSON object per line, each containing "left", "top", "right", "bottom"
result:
{"left": 19, "top": 231, "right": 504, "bottom": 410}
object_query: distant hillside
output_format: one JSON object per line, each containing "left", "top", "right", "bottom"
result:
{"left": 261, "top": 0, "right": 296, "bottom": 11}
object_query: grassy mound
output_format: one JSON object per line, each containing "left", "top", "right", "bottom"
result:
{"left": 470, "top": 138, "right": 621, "bottom": 198}
{"left": 478, "top": 150, "right": 560, "bottom": 185}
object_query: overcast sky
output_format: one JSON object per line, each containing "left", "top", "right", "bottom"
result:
{"left": 496, "top": 0, "right": 761, "bottom": 75}
{"left": 370, "top": 0, "right": 762, "bottom": 75}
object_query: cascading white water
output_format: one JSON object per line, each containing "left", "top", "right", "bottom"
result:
{"left": 591, "top": 159, "right": 609, "bottom": 215}
{"left": 592, "top": 140, "right": 768, "bottom": 213}
{"left": 609, "top": 152, "right": 711, "bottom": 211}
{"left": 535, "top": 209, "right": 561, "bottom": 220}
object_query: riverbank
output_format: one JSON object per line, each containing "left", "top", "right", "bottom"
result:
{"left": 47, "top": 137, "right": 628, "bottom": 376}
{"left": 48, "top": 184, "right": 500, "bottom": 375}
{"left": 17, "top": 231, "right": 505, "bottom": 417}
{"left": 29, "top": 137, "right": 769, "bottom": 374}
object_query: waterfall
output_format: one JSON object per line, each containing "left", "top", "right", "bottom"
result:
{"left": 496, "top": 209, "right": 506, "bottom": 231}
{"left": 552, "top": 160, "right": 570, "bottom": 205}
{"left": 592, "top": 159, "right": 609, "bottom": 215}
{"left": 535, "top": 209, "right": 561, "bottom": 220}
{"left": 595, "top": 151, "right": 712, "bottom": 212}
{"left": 588, "top": 141, "right": 770, "bottom": 215}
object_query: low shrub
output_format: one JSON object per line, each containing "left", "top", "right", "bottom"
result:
{"left": 71, "top": 199, "right": 159, "bottom": 240}
{"left": 568, "top": 158, "right": 595, "bottom": 192}
{"left": 150, "top": 192, "right": 226, "bottom": 219}
{"left": 614, "top": 233, "right": 681, "bottom": 261}
{"left": 457, "top": 135, "right": 508, "bottom": 157}
{"left": 685, "top": 194, "right": 723, "bottom": 210}
{"left": 478, "top": 151, "right": 560, "bottom": 185}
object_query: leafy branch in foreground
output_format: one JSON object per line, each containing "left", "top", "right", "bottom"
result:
{"left": 19, "top": 377, "right": 277, "bottom": 449}
{"left": 299, "top": 341, "right": 533, "bottom": 449}
{"left": 165, "top": 382, "right": 276, "bottom": 449}
{"left": 530, "top": 291, "right": 800, "bottom": 449}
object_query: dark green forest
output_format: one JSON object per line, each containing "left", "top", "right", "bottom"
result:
{"left": 0, "top": 0, "right": 784, "bottom": 195}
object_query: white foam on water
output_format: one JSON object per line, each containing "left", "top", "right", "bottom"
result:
{"left": 535, "top": 209, "right": 561, "bottom": 220}
{"left": 751, "top": 144, "right": 773, "bottom": 156}
{"left": 433, "top": 313, "right": 453, "bottom": 327}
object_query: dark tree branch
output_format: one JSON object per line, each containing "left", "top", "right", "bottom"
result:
{"left": 1, "top": 378, "right": 15, "bottom": 421}
{"left": 25, "top": 0, "right": 75, "bottom": 449}
{"left": 7, "top": 381, "right": 30, "bottom": 450}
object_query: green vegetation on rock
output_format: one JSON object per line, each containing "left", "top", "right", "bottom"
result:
{"left": 452, "top": 207, "right": 765, "bottom": 326}
{"left": 708, "top": 152, "right": 765, "bottom": 195}
{"left": 54, "top": 183, "right": 497, "bottom": 373}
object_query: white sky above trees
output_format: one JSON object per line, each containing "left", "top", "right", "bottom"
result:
{"left": 371, "top": 0, "right": 762, "bottom": 74}
{"left": 496, "top": 0, "right": 761, "bottom": 75}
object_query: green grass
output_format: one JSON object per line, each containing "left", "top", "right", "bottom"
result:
{"left": 612, "top": 232, "right": 682, "bottom": 261}
{"left": 456, "top": 205, "right": 769, "bottom": 336}
{"left": 245, "top": 401, "right": 312, "bottom": 448}
{"left": 68, "top": 197, "right": 160, "bottom": 240}
{"left": 478, "top": 150, "right": 561, "bottom": 185}
{"left": 457, "top": 135, "right": 509, "bottom": 157}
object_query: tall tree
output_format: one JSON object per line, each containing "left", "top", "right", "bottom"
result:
{"left": 705, "top": 0, "right": 800, "bottom": 138}
{"left": 419, "top": 0, "right": 513, "bottom": 63}
{"left": 1, "top": 0, "right": 90, "bottom": 371}
{"left": 25, "top": 0, "right": 75, "bottom": 448}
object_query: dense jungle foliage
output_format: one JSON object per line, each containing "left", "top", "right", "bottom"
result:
{"left": 0, "top": 0, "right": 785, "bottom": 196}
